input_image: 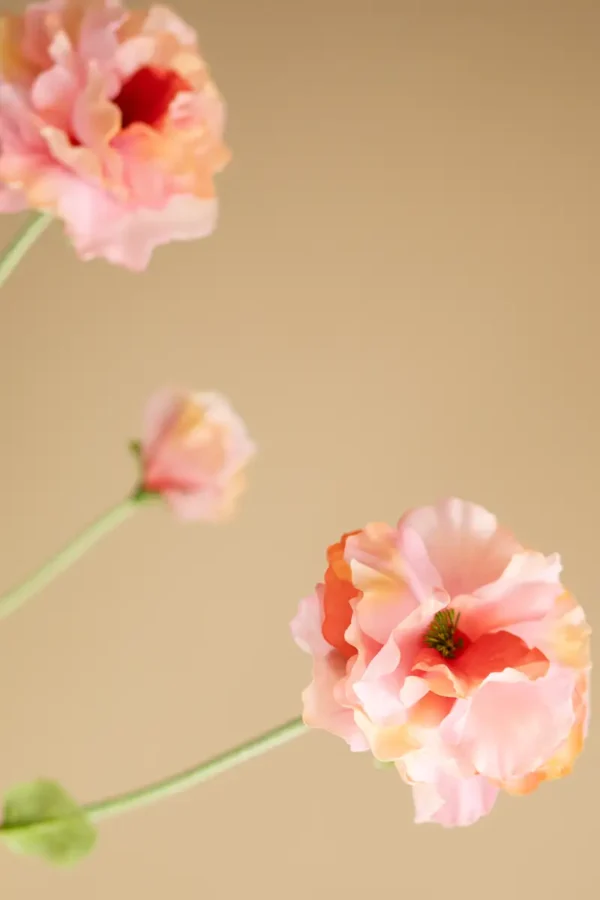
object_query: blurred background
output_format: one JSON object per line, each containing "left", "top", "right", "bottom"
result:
{"left": 0, "top": 0, "right": 598, "bottom": 896}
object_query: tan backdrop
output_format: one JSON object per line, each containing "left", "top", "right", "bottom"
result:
{"left": 1, "top": 0, "right": 598, "bottom": 897}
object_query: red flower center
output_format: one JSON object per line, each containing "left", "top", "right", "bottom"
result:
{"left": 115, "top": 66, "right": 192, "bottom": 130}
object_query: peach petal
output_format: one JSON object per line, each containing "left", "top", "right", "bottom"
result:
{"left": 0, "top": 15, "right": 36, "bottom": 81}
{"left": 345, "top": 525, "right": 420, "bottom": 643}
{"left": 354, "top": 711, "right": 419, "bottom": 761}
{"left": 72, "top": 65, "right": 121, "bottom": 147}
{"left": 508, "top": 591, "right": 591, "bottom": 669}
{"left": 41, "top": 125, "right": 103, "bottom": 181}
{"left": 142, "top": 5, "right": 197, "bottom": 45}
{"left": 357, "top": 692, "right": 454, "bottom": 762}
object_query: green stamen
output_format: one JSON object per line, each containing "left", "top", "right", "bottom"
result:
{"left": 424, "top": 608, "right": 464, "bottom": 659}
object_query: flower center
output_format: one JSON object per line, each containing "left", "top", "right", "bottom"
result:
{"left": 115, "top": 66, "right": 192, "bottom": 130}
{"left": 424, "top": 608, "right": 464, "bottom": 659}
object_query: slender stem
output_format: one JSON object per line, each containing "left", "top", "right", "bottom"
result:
{"left": 86, "top": 717, "right": 307, "bottom": 822}
{"left": 0, "top": 212, "right": 52, "bottom": 290}
{"left": 0, "top": 497, "right": 138, "bottom": 621}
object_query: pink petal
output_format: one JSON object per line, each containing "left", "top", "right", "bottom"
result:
{"left": 399, "top": 675, "right": 430, "bottom": 708}
{"left": 0, "top": 84, "right": 47, "bottom": 152}
{"left": 31, "top": 65, "right": 79, "bottom": 133}
{"left": 351, "top": 636, "right": 404, "bottom": 724}
{"left": 56, "top": 176, "right": 218, "bottom": 270}
{"left": 0, "top": 183, "right": 28, "bottom": 211}
{"left": 162, "top": 483, "right": 240, "bottom": 523}
{"left": 441, "top": 665, "right": 577, "bottom": 782}
{"left": 142, "top": 387, "right": 183, "bottom": 453}
{"left": 303, "top": 654, "right": 369, "bottom": 752}
{"left": 290, "top": 591, "right": 332, "bottom": 658}
{"left": 77, "top": 2, "right": 124, "bottom": 77}
{"left": 351, "top": 594, "right": 446, "bottom": 725}
{"left": 412, "top": 773, "right": 499, "bottom": 827}
{"left": 398, "top": 498, "right": 523, "bottom": 597}
{"left": 455, "top": 551, "right": 564, "bottom": 641}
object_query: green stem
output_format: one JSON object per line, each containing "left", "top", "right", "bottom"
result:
{"left": 0, "top": 212, "right": 52, "bottom": 290}
{"left": 86, "top": 717, "right": 307, "bottom": 822}
{"left": 0, "top": 497, "right": 138, "bottom": 621}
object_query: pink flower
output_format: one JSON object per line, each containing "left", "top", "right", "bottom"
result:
{"left": 0, "top": 0, "right": 230, "bottom": 269}
{"left": 139, "top": 389, "right": 255, "bottom": 521}
{"left": 291, "top": 499, "right": 591, "bottom": 826}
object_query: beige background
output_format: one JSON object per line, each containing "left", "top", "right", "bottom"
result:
{"left": 0, "top": 0, "right": 599, "bottom": 896}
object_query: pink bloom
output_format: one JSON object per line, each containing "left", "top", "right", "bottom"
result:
{"left": 291, "top": 499, "right": 591, "bottom": 827}
{"left": 0, "top": 0, "right": 229, "bottom": 269}
{"left": 139, "top": 389, "right": 255, "bottom": 521}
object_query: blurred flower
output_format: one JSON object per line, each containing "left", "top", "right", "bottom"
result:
{"left": 139, "top": 389, "right": 255, "bottom": 521}
{"left": 291, "top": 499, "right": 590, "bottom": 827}
{"left": 0, "top": 0, "right": 229, "bottom": 269}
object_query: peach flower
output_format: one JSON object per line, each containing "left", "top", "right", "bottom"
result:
{"left": 139, "top": 389, "right": 255, "bottom": 521}
{"left": 0, "top": 0, "right": 229, "bottom": 269}
{"left": 291, "top": 499, "right": 591, "bottom": 826}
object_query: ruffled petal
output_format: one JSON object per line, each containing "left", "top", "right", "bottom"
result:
{"left": 398, "top": 498, "right": 522, "bottom": 597}
{"left": 440, "top": 666, "right": 577, "bottom": 782}
{"left": 303, "top": 654, "right": 368, "bottom": 752}
{"left": 412, "top": 631, "right": 549, "bottom": 698}
{"left": 291, "top": 591, "right": 332, "bottom": 658}
{"left": 411, "top": 772, "right": 499, "bottom": 827}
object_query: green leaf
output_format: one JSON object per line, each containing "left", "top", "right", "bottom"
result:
{"left": 373, "top": 759, "right": 395, "bottom": 771}
{"left": 128, "top": 439, "right": 142, "bottom": 459}
{"left": 0, "top": 780, "right": 97, "bottom": 866}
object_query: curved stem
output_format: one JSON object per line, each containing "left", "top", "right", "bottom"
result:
{"left": 0, "top": 497, "right": 138, "bottom": 621}
{"left": 86, "top": 717, "right": 307, "bottom": 822}
{"left": 0, "top": 212, "right": 52, "bottom": 290}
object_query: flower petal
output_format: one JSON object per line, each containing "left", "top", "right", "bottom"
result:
{"left": 412, "top": 631, "right": 549, "bottom": 698}
{"left": 345, "top": 524, "right": 420, "bottom": 643}
{"left": 357, "top": 691, "right": 454, "bottom": 762}
{"left": 441, "top": 666, "right": 577, "bottom": 782}
{"left": 291, "top": 590, "right": 332, "bottom": 658}
{"left": 454, "top": 551, "right": 565, "bottom": 648}
{"left": 411, "top": 772, "right": 499, "bottom": 827}
{"left": 351, "top": 594, "right": 446, "bottom": 724}
{"left": 398, "top": 498, "right": 522, "bottom": 597}
{"left": 303, "top": 654, "right": 368, "bottom": 752}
